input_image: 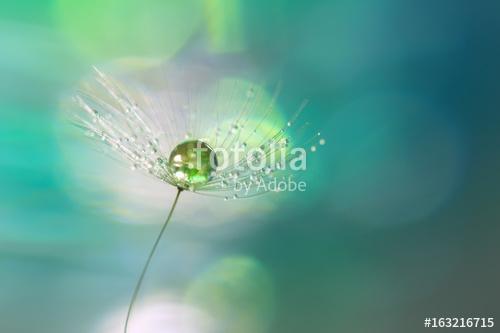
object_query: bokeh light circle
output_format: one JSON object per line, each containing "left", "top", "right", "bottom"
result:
{"left": 97, "top": 294, "right": 215, "bottom": 333}
{"left": 185, "top": 256, "right": 275, "bottom": 333}
{"left": 326, "top": 92, "right": 465, "bottom": 226}
{"left": 54, "top": 0, "right": 203, "bottom": 59}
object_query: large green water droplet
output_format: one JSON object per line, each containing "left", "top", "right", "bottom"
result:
{"left": 169, "top": 140, "right": 217, "bottom": 190}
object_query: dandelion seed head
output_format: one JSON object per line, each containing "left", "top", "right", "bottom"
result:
{"left": 66, "top": 65, "right": 321, "bottom": 200}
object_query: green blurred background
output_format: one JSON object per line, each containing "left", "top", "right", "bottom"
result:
{"left": 1, "top": 0, "right": 499, "bottom": 332}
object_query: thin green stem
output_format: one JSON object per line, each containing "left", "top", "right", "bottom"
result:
{"left": 124, "top": 188, "right": 182, "bottom": 333}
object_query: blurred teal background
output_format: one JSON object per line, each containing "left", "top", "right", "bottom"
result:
{"left": 1, "top": 1, "right": 500, "bottom": 332}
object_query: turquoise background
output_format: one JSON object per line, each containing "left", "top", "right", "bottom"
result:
{"left": 1, "top": 1, "right": 499, "bottom": 332}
